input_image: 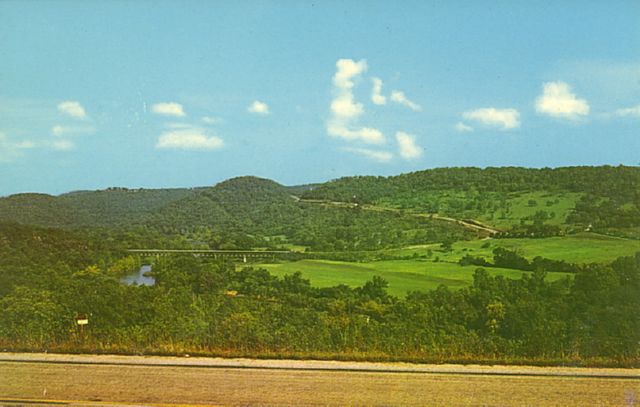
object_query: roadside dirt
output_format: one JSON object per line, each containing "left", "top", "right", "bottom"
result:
{"left": 0, "top": 353, "right": 638, "bottom": 406}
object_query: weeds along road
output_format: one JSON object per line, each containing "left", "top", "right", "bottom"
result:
{"left": 1, "top": 353, "right": 638, "bottom": 406}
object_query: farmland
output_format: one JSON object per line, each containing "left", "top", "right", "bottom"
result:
{"left": 256, "top": 233, "right": 638, "bottom": 296}
{"left": 385, "top": 233, "right": 640, "bottom": 264}
{"left": 258, "top": 259, "right": 571, "bottom": 296}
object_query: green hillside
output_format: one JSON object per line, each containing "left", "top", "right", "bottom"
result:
{"left": 0, "top": 188, "right": 196, "bottom": 228}
{"left": 302, "top": 166, "right": 640, "bottom": 238}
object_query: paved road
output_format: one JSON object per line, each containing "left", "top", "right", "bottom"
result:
{"left": 1, "top": 353, "right": 638, "bottom": 406}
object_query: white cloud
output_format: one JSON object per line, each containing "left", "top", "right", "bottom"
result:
{"left": 202, "top": 116, "right": 222, "bottom": 124}
{"left": 535, "top": 81, "right": 589, "bottom": 119}
{"left": 390, "top": 91, "right": 422, "bottom": 112}
{"left": 151, "top": 102, "right": 186, "bottom": 117}
{"left": 50, "top": 139, "right": 75, "bottom": 151}
{"left": 342, "top": 147, "right": 393, "bottom": 163}
{"left": 156, "top": 126, "right": 223, "bottom": 151}
{"left": 0, "top": 132, "right": 35, "bottom": 161}
{"left": 463, "top": 108, "right": 520, "bottom": 130}
{"left": 248, "top": 100, "right": 270, "bottom": 115}
{"left": 371, "top": 77, "right": 386, "bottom": 105}
{"left": 613, "top": 104, "right": 640, "bottom": 118}
{"left": 333, "top": 59, "right": 368, "bottom": 90}
{"left": 15, "top": 140, "right": 36, "bottom": 149}
{"left": 327, "top": 123, "right": 385, "bottom": 144}
{"left": 57, "top": 101, "right": 87, "bottom": 119}
{"left": 395, "top": 132, "right": 422, "bottom": 160}
{"left": 51, "top": 125, "right": 95, "bottom": 137}
{"left": 327, "top": 58, "right": 385, "bottom": 144}
{"left": 455, "top": 122, "right": 474, "bottom": 132}
{"left": 330, "top": 93, "right": 363, "bottom": 119}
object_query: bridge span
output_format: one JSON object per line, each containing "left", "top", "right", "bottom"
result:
{"left": 127, "top": 249, "right": 296, "bottom": 262}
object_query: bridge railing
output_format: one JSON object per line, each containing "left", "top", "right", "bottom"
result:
{"left": 126, "top": 249, "right": 301, "bottom": 261}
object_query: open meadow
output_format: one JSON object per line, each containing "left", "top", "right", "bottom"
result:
{"left": 258, "top": 259, "right": 571, "bottom": 297}
{"left": 383, "top": 233, "right": 640, "bottom": 264}
{"left": 255, "top": 233, "right": 639, "bottom": 296}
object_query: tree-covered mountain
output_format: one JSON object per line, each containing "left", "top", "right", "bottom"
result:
{"left": 0, "top": 175, "right": 473, "bottom": 251}
{"left": 146, "top": 176, "right": 472, "bottom": 251}
{"left": 301, "top": 166, "right": 640, "bottom": 237}
{"left": 1, "top": 166, "right": 638, "bottom": 249}
{"left": 0, "top": 188, "right": 196, "bottom": 228}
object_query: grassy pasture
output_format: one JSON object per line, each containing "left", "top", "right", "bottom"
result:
{"left": 257, "top": 259, "right": 571, "bottom": 297}
{"left": 480, "top": 191, "right": 582, "bottom": 228}
{"left": 376, "top": 190, "right": 582, "bottom": 229}
{"left": 255, "top": 233, "right": 638, "bottom": 296}
{"left": 384, "top": 233, "right": 639, "bottom": 264}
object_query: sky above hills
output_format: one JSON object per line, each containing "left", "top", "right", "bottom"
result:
{"left": 0, "top": 1, "right": 639, "bottom": 196}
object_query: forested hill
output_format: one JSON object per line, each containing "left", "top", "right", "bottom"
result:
{"left": 146, "top": 176, "right": 472, "bottom": 250}
{"left": 146, "top": 176, "right": 301, "bottom": 234}
{"left": 1, "top": 166, "right": 639, "bottom": 242}
{"left": 301, "top": 166, "right": 640, "bottom": 237}
{"left": 302, "top": 166, "right": 640, "bottom": 200}
{"left": 0, "top": 188, "right": 196, "bottom": 228}
{"left": 0, "top": 176, "right": 473, "bottom": 251}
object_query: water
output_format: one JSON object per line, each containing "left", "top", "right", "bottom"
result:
{"left": 121, "top": 264, "right": 155, "bottom": 286}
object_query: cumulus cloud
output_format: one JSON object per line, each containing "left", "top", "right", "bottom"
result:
{"left": 613, "top": 104, "right": 640, "bottom": 118}
{"left": 331, "top": 93, "right": 363, "bottom": 118}
{"left": 248, "top": 100, "right": 270, "bottom": 115}
{"left": 342, "top": 147, "right": 393, "bottom": 163}
{"left": 395, "top": 132, "right": 422, "bottom": 160}
{"left": 463, "top": 108, "right": 520, "bottom": 130}
{"left": 51, "top": 125, "right": 95, "bottom": 137}
{"left": 202, "top": 116, "right": 222, "bottom": 124}
{"left": 327, "top": 59, "right": 385, "bottom": 145}
{"left": 0, "top": 132, "right": 35, "bottom": 161}
{"left": 327, "top": 123, "right": 385, "bottom": 144}
{"left": 57, "top": 101, "right": 87, "bottom": 119}
{"left": 535, "top": 81, "right": 589, "bottom": 119}
{"left": 333, "top": 59, "right": 368, "bottom": 90}
{"left": 151, "top": 102, "right": 186, "bottom": 117}
{"left": 390, "top": 91, "right": 422, "bottom": 112}
{"left": 156, "top": 125, "right": 223, "bottom": 151}
{"left": 371, "top": 78, "right": 386, "bottom": 105}
{"left": 455, "top": 122, "right": 474, "bottom": 132}
{"left": 50, "top": 139, "right": 75, "bottom": 151}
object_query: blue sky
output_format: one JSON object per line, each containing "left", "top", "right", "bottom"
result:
{"left": 1, "top": 1, "right": 638, "bottom": 196}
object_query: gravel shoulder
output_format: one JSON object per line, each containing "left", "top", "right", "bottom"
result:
{"left": 1, "top": 352, "right": 638, "bottom": 378}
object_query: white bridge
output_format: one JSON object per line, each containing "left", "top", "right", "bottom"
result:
{"left": 127, "top": 249, "right": 295, "bottom": 262}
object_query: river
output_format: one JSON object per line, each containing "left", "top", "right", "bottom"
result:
{"left": 120, "top": 264, "right": 155, "bottom": 286}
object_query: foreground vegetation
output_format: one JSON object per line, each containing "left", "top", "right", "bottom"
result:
{"left": 1, "top": 222, "right": 638, "bottom": 366}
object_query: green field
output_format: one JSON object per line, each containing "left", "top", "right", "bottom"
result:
{"left": 256, "top": 259, "right": 572, "bottom": 297}
{"left": 384, "top": 233, "right": 639, "bottom": 264}
{"left": 376, "top": 190, "right": 582, "bottom": 230}
{"left": 479, "top": 191, "right": 582, "bottom": 228}
{"left": 253, "top": 233, "right": 639, "bottom": 297}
